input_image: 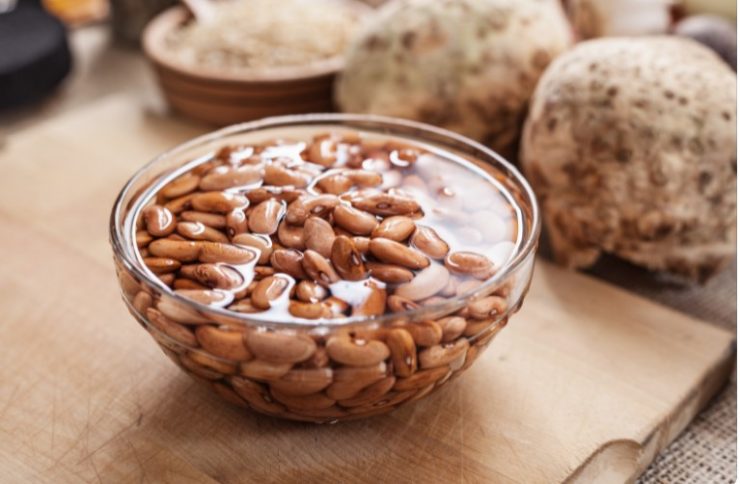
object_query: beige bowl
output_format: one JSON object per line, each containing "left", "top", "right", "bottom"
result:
{"left": 142, "top": 3, "right": 371, "bottom": 125}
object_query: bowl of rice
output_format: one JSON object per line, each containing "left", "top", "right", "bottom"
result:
{"left": 142, "top": 0, "right": 373, "bottom": 125}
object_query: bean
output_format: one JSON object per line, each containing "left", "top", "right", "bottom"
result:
{"left": 445, "top": 251, "right": 496, "bottom": 280}
{"left": 333, "top": 205, "right": 378, "bottom": 235}
{"left": 468, "top": 296, "right": 507, "bottom": 320}
{"left": 264, "top": 164, "right": 310, "bottom": 187}
{"left": 437, "top": 316, "right": 467, "bottom": 342}
{"left": 176, "top": 221, "right": 229, "bottom": 243}
{"left": 288, "top": 301, "right": 326, "bottom": 319}
{"left": 161, "top": 173, "right": 201, "bottom": 199}
{"left": 249, "top": 199, "right": 284, "bottom": 235}
{"left": 146, "top": 308, "right": 197, "bottom": 347}
{"left": 245, "top": 330, "right": 316, "bottom": 364}
{"left": 270, "top": 388, "right": 336, "bottom": 410}
{"left": 410, "top": 225, "right": 449, "bottom": 259}
{"left": 270, "top": 249, "right": 308, "bottom": 280}
{"left": 232, "top": 233, "right": 273, "bottom": 264}
{"left": 331, "top": 236, "right": 366, "bottom": 281}
{"left": 302, "top": 250, "right": 339, "bottom": 287}
{"left": 316, "top": 173, "right": 352, "bottom": 194}
{"left": 285, "top": 195, "right": 339, "bottom": 225}
{"left": 372, "top": 216, "right": 415, "bottom": 241}
{"left": 269, "top": 368, "right": 333, "bottom": 396}
{"left": 394, "top": 366, "right": 449, "bottom": 391}
{"left": 181, "top": 210, "right": 227, "bottom": 229}
{"left": 386, "top": 328, "right": 417, "bottom": 377}
{"left": 199, "top": 165, "right": 262, "bottom": 191}
{"left": 394, "top": 263, "right": 450, "bottom": 301}
{"left": 191, "top": 192, "right": 248, "bottom": 213}
{"left": 142, "top": 205, "right": 176, "bottom": 237}
{"left": 239, "top": 359, "right": 292, "bottom": 381}
{"left": 180, "top": 264, "right": 243, "bottom": 289}
{"left": 326, "top": 334, "right": 390, "bottom": 366}
{"left": 251, "top": 275, "right": 291, "bottom": 310}
{"left": 366, "top": 261, "right": 413, "bottom": 284}
{"left": 351, "top": 193, "right": 420, "bottom": 216}
{"left": 144, "top": 257, "right": 180, "bottom": 274}
{"left": 304, "top": 216, "right": 335, "bottom": 258}
{"left": 294, "top": 280, "right": 327, "bottom": 303}
{"left": 418, "top": 339, "right": 469, "bottom": 369}
{"left": 369, "top": 238, "right": 429, "bottom": 270}
{"left": 277, "top": 220, "right": 306, "bottom": 250}
{"left": 230, "top": 377, "right": 286, "bottom": 414}
{"left": 351, "top": 283, "right": 387, "bottom": 317}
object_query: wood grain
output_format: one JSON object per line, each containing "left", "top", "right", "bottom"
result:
{"left": 0, "top": 96, "right": 733, "bottom": 483}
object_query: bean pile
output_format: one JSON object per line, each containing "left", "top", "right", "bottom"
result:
{"left": 122, "top": 131, "right": 524, "bottom": 422}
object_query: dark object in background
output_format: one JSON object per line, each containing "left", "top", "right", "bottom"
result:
{"left": 674, "top": 15, "right": 737, "bottom": 70}
{"left": 109, "top": 0, "right": 176, "bottom": 44}
{"left": 0, "top": 1, "right": 72, "bottom": 109}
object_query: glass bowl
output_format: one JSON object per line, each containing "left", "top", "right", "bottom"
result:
{"left": 110, "top": 114, "right": 540, "bottom": 423}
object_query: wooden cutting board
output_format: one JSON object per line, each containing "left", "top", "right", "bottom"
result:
{"left": 0, "top": 95, "right": 734, "bottom": 484}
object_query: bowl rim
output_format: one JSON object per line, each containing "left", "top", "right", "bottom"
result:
{"left": 110, "top": 113, "right": 541, "bottom": 330}
{"left": 141, "top": 1, "right": 373, "bottom": 84}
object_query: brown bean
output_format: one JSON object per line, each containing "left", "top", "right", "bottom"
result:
{"left": 326, "top": 334, "right": 390, "bottom": 366}
{"left": 468, "top": 296, "right": 508, "bottom": 320}
{"left": 288, "top": 301, "right": 326, "bottom": 319}
{"left": 181, "top": 264, "right": 243, "bottom": 290}
{"left": 294, "top": 280, "right": 327, "bottom": 303}
{"left": 225, "top": 209, "right": 248, "bottom": 237}
{"left": 352, "top": 283, "right": 387, "bottom": 317}
{"left": 322, "top": 297, "right": 350, "bottom": 318}
{"left": 333, "top": 205, "right": 378, "bottom": 235}
{"left": 386, "top": 328, "right": 417, "bottom": 377}
{"left": 304, "top": 217, "right": 335, "bottom": 258}
{"left": 337, "top": 376, "right": 396, "bottom": 408}
{"left": 410, "top": 225, "right": 449, "bottom": 259}
{"left": 229, "top": 299, "right": 261, "bottom": 314}
{"left": 264, "top": 164, "right": 310, "bottom": 187}
{"left": 174, "top": 278, "right": 208, "bottom": 290}
{"left": 372, "top": 216, "right": 415, "bottom": 241}
{"left": 270, "top": 388, "right": 336, "bottom": 410}
{"left": 179, "top": 352, "right": 224, "bottom": 379}
{"left": 187, "top": 350, "right": 237, "bottom": 375}
{"left": 164, "top": 193, "right": 195, "bottom": 214}
{"left": 345, "top": 169, "right": 383, "bottom": 187}
{"left": 251, "top": 275, "right": 291, "bottom": 310}
{"left": 230, "top": 377, "right": 286, "bottom": 414}
{"left": 142, "top": 205, "right": 176, "bottom": 237}
{"left": 181, "top": 211, "right": 227, "bottom": 229}
{"left": 199, "top": 242, "right": 257, "bottom": 264}
{"left": 445, "top": 251, "right": 496, "bottom": 280}
{"left": 369, "top": 238, "right": 429, "bottom": 270}
{"left": 136, "top": 230, "right": 153, "bottom": 248}
{"left": 269, "top": 368, "right": 333, "bottom": 396}
{"left": 132, "top": 291, "right": 153, "bottom": 315}
{"left": 437, "top": 316, "right": 467, "bottom": 342}
{"left": 246, "top": 186, "right": 303, "bottom": 205}
{"left": 285, "top": 195, "right": 339, "bottom": 225}
{"left": 232, "top": 233, "right": 273, "bottom": 264}
{"left": 393, "top": 366, "right": 449, "bottom": 391}
{"left": 157, "top": 273, "right": 175, "bottom": 286}
{"left": 174, "top": 289, "right": 230, "bottom": 306}
{"left": 199, "top": 165, "right": 263, "bottom": 191}
{"left": 270, "top": 249, "right": 308, "bottom": 280}
{"left": 404, "top": 320, "right": 443, "bottom": 347}
{"left": 351, "top": 193, "right": 420, "bottom": 216}
{"left": 330, "top": 236, "right": 367, "bottom": 281}
{"left": 249, "top": 199, "right": 285, "bottom": 235}
{"left": 352, "top": 236, "right": 370, "bottom": 253}
{"left": 277, "top": 220, "right": 305, "bottom": 250}
{"left": 239, "top": 359, "right": 292, "bottom": 381}
{"left": 176, "top": 221, "right": 229, "bottom": 243}
{"left": 146, "top": 308, "right": 197, "bottom": 347}
{"left": 161, "top": 172, "right": 201, "bottom": 199}
{"left": 306, "top": 135, "right": 338, "bottom": 167}
{"left": 366, "top": 261, "right": 413, "bottom": 284}
{"left": 144, "top": 257, "right": 181, "bottom": 274}
{"left": 316, "top": 173, "right": 352, "bottom": 194}
{"left": 327, "top": 362, "right": 388, "bottom": 399}
{"left": 191, "top": 192, "right": 248, "bottom": 213}
{"left": 387, "top": 295, "right": 420, "bottom": 313}
{"left": 245, "top": 330, "right": 316, "bottom": 364}
{"left": 302, "top": 250, "right": 339, "bottom": 287}
{"left": 418, "top": 339, "right": 470, "bottom": 369}
{"left": 394, "top": 263, "right": 450, "bottom": 301}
